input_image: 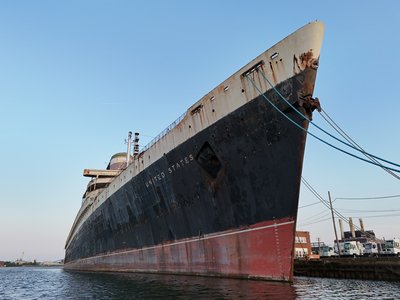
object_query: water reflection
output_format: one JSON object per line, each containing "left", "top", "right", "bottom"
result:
{"left": 3, "top": 267, "right": 399, "bottom": 299}
{"left": 62, "top": 270, "right": 297, "bottom": 299}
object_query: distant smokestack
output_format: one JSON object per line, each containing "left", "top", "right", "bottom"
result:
{"left": 349, "top": 217, "right": 356, "bottom": 238}
{"left": 359, "top": 218, "right": 365, "bottom": 232}
{"left": 338, "top": 219, "right": 344, "bottom": 240}
{"left": 134, "top": 132, "right": 139, "bottom": 155}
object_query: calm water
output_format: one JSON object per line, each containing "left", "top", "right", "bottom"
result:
{"left": 0, "top": 267, "right": 399, "bottom": 299}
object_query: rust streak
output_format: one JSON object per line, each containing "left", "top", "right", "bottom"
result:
{"left": 269, "top": 62, "right": 277, "bottom": 85}
{"left": 293, "top": 54, "right": 301, "bottom": 74}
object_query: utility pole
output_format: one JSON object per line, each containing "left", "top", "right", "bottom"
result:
{"left": 317, "top": 237, "right": 321, "bottom": 255}
{"left": 329, "top": 191, "right": 341, "bottom": 257}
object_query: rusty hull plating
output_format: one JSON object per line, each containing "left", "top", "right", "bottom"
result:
{"left": 64, "top": 22, "right": 324, "bottom": 282}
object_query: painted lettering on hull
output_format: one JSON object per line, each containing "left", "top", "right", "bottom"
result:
{"left": 145, "top": 154, "right": 194, "bottom": 188}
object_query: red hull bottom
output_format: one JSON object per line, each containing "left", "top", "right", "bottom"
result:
{"left": 64, "top": 217, "right": 295, "bottom": 281}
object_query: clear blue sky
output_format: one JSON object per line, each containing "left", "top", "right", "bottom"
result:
{"left": 1, "top": 1, "right": 399, "bottom": 261}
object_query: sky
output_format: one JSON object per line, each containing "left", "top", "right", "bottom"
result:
{"left": 1, "top": 1, "right": 399, "bottom": 262}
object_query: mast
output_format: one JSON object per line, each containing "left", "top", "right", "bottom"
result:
{"left": 126, "top": 131, "right": 132, "bottom": 167}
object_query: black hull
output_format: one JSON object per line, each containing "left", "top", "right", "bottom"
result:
{"left": 65, "top": 69, "right": 314, "bottom": 264}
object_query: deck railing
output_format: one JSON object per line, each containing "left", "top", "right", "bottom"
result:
{"left": 139, "top": 110, "right": 187, "bottom": 154}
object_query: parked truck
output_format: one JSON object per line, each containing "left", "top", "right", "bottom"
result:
{"left": 363, "top": 242, "right": 379, "bottom": 257}
{"left": 339, "top": 241, "right": 364, "bottom": 257}
{"left": 382, "top": 239, "right": 400, "bottom": 256}
{"left": 319, "top": 245, "right": 338, "bottom": 257}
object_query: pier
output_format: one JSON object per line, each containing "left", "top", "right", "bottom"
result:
{"left": 294, "top": 257, "right": 400, "bottom": 281}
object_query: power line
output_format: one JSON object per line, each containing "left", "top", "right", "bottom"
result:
{"left": 300, "top": 177, "right": 380, "bottom": 242}
{"left": 336, "top": 208, "right": 400, "bottom": 213}
{"left": 347, "top": 213, "right": 400, "bottom": 219}
{"left": 298, "top": 217, "right": 331, "bottom": 227}
{"left": 300, "top": 211, "right": 331, "bottom": 223}
{"left": 299, "top": 201, "right": 321, "bottom": 208}
{"left": 336, "top": 194, "right": 400, "bottom": 201}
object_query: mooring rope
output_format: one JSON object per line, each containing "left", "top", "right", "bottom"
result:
{"left": 257, "top": 70, "right": 400, "bottom": 170}
{"left": 244, "top": 74, "right": 400, "bottom": 173}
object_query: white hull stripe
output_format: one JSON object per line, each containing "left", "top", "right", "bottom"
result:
{"left": 71, "top": 220, "right": 295, "bottom": 264}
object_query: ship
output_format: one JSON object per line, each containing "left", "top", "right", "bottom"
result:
{"left": 64, "top": 21, "right": 324, "bottom": 282}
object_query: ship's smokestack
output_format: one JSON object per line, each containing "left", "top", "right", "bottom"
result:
{"left": 126, "top": 131, "right": 132, "bottom": 167}
{"left": 349, "top": 217, "right": 356, "bottom": 238}
{"left": 338, "top": 219, "right": 344, "bottom": 240}
{"left": 134, "top": 132, "right": 139, "bottom": 155}
{"left": 359, "top": 218, "right": 365, "bottom": 232}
